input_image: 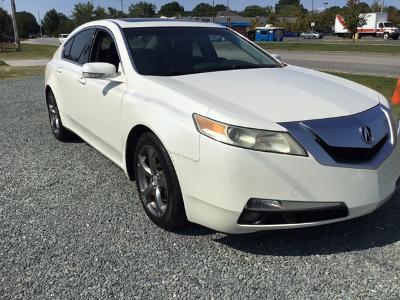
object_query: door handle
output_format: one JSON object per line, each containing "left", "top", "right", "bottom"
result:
{"left": 78, "top": 77, "right": 87, "bottom": 85}
{"left": 56, "top": 66, "right": 63, "bottom": 74}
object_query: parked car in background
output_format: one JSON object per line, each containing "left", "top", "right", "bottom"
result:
{"left": 58, "top": 34, "right": 69, "bottom": 44}
{"left": 0, "top": 34, "right": 15, "bottom": 44}
{"left": 300, "top": 31, "right": 323, "bottom": 39}
{"left": 284, "top": 31, "right": 299, "bottom": 38}
{"left": 45, "top": 19, "right": 400, "bottom": 234}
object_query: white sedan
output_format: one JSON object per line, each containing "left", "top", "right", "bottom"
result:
{"left": 45, "top": 19, "right": 400, "bottom": 234}
{"left": 58, "top": 34, "right": 69, "bottom": 44}
{"left": 300, "top": 31, "right": 322, "bottom": 39}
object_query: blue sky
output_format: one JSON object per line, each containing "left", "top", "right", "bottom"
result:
{"left": 1, "top": 0, "right": 398, "bottom": 17}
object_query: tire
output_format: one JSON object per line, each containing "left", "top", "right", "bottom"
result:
{"left": 46, "top": 89, "right": 75, "bottom": 141}
{"left": 383, "top": 33, "right": 389, "bottom": 40}
{"left": 133, "top": 132, "right": 187, "bottom": 230}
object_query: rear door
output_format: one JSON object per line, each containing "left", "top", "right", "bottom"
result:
{"left": 56, "top": 28, "right": 96, "bottom": 127}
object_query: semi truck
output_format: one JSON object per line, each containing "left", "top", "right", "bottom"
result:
{"left": 335, "top": 12, "right": 399, "bottom": 39}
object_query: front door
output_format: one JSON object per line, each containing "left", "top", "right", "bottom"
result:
{"left": 75, "top": 29, "right": 128, "bottom": 164}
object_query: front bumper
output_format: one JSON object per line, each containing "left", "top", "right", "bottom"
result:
{"left": 172, "top": 124, "right": 400, "bottom": 234}
{"left": 388, "top": 32, "right": 400, "bottom": 39}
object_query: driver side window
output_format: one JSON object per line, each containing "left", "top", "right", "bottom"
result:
{"left": 90, "top": 30, "right": 121, "bottom": 72}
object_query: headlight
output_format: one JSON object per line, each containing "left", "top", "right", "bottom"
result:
{"left": 193, "top": 114, "right": 307, "bottom": 156}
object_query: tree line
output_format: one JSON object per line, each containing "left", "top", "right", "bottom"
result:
{"left": 0, "top": 0, "right": 399, "bottom": 38}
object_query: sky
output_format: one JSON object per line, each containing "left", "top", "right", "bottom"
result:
{"left": 1, "top": 0, "right": 398, "bottom": 18}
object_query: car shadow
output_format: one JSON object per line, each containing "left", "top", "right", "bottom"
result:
{"left": 213, "top": 191, "right": 400, "bottom": 256}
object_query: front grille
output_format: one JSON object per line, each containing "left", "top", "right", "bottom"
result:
{"left": 315, "top": 135, "right": 387, "bottom": 164}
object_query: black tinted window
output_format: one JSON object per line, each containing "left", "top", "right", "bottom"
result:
{"left": 90, "top": 30, "right": 120, "bottom": 70}
{"left": 64, "top": 29, "right": 95, "bottom": 64}
{"left": 123, "top": 27, "right": 279, "bottom": 76}
{"left": 63, "top": 37, "right": 74, "bottom": 58}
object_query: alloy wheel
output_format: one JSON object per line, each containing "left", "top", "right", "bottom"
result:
{"left": 47, "top": 93, "right": 61, "bottom": 135}
{"left": 136, "top": 145, "right": 168, "bottom": 217}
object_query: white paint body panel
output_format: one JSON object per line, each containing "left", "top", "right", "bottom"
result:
{"left": 45, "top": 20, "right": 400, "bottom": 234}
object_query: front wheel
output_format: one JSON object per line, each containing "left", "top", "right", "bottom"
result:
{"left": 133, "top": 132, "right": 187, "bottom": 230}
{"left": 383, "top": 33, "right": 389, "bottom": 40}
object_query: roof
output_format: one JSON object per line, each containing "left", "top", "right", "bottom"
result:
{"left": 111, "top": 18, "right": 223, "bottom": 29}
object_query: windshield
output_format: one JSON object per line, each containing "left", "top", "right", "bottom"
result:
{"left": 384, "top": 22, "right": 394, "bottom": 27}
{"left": 123, "top": 27, "right": 281, "bottom": 76}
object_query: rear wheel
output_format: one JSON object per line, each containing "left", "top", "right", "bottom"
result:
{"left": 46, "top": 89, "right": 75, "bottom": 141}
{"left": 133, "top": 132, "right": 187, "bottom": 230}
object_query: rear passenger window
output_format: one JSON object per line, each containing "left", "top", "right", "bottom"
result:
{"left": 63, "top": 29, "right": 95, "bottom": 65}
{"left": 63, "top": 37, "right": 74, "bottom": 59}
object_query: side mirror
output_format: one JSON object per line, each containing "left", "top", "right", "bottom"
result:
{"left": 82, "top": 62, "right": 117, "bottom": 79}
{"left": 271, "top": 54, "right": 282, "bottom": 61}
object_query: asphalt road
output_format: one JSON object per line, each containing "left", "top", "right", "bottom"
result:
{"left": 23, "top": 38, "right": 60, "bottom": 46}
{"left": 273, "top": 51, "right": 400, "bottom": 77}
{"left": 1, "top": 76, "right": 400, "bottom": 298}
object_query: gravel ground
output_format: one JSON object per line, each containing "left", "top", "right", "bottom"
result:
{"left": 1, "top": 76, "right": 400, "bottom": 299}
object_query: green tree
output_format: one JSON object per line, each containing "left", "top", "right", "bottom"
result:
{"left": 0, "top": 7, "right": 12, "bottom": 35}
{"left": 71, "top": 2, "right": 95, "bottom": 26}
{"left": 353, "top": 2, "right": 370, "bottom": 13}
{"left": 342, "top": 4, "right": 367, "bottom": 42}
{"left": 242, "top": 5, "right": 272, "bottom": 17}
{"left": 16, "top": 11, "right": 40, "bottom": 38}
{"left": 314, "top": 6, "right": 343, "bottom": 30}
{"left": 275, "top": 0, "right": 302, "bottom": 14}
{"left": 107, "top": 7, "right": 126, "bottom": 19}
{"left": 214, "top": 4, "right": 228, "bottom": 12}
{"left": 42, "top": 9, "right": 61, "bottom": 36}
{"left": 128, "top": 1, "right": 156, "bottom": 18}
{"left": 159, "top": 1, "right": 184, "bottom": 17}
{"left": 386, "top": 6, "right": 400, "bottom": 24}
{"left": 191, "top": 3, "right": 214, "bottom": 17}
{"left": 57, "top": 14, "right": 74, "bottom": 35}
{"left": 94, "top": 6, "right": 108, "bottom": 19}
{"left": 370, "top": 0, "right": 382, "bottom": 12}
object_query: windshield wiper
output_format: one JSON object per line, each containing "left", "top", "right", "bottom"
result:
{"left": 230, "top": 64, "right": 277, "bottom": 70}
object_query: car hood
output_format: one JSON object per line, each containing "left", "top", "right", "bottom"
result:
{"left": 148, "top": 65, "right": 381, "bottom": 129}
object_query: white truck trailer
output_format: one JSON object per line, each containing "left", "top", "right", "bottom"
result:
{"left": 335, "top": 12, "right": 399, "bottom": 39}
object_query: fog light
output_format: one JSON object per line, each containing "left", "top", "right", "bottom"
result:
{"left": 247, "top": 198, "right": 284, "bottom": 210}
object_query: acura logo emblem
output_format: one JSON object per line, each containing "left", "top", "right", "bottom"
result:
{"left": 360, "top": 126, "right": 373, "bottom": 144}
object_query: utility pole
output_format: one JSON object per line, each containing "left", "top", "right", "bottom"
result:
{"left": 381, "top": 0, "right": 384, "bottom": 13}
{"left": 227, "top": 0, "right": 230, "bottom": 12}
{"left": 120, "top": 0, "right": 124, "bottom": 12}
{"left": 212, "top": 0, "right": 215, "bottom": 22}
{"left": 10, "top": 0, "right": 20, "bottom": 51}
{"left": 311, "top": 0, "right": 315, "bottom": 12}
{"left": 37, "top": 11, "right": 43, "bottom": 38}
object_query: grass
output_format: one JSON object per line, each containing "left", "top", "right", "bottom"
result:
{"left": 258, "top": 42, "right": 400, "bottom": 54}
{"left": 328, "top": 72, "right": 400, "bottom": 117}
{"left": 0, "top": 44, "right": 57, "bottom": 61}
{"left": 0, "top": 60, "right": 7, "bottom": 66}
{"left": 0, "top": 66, "right": 45, "bottom": 79}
